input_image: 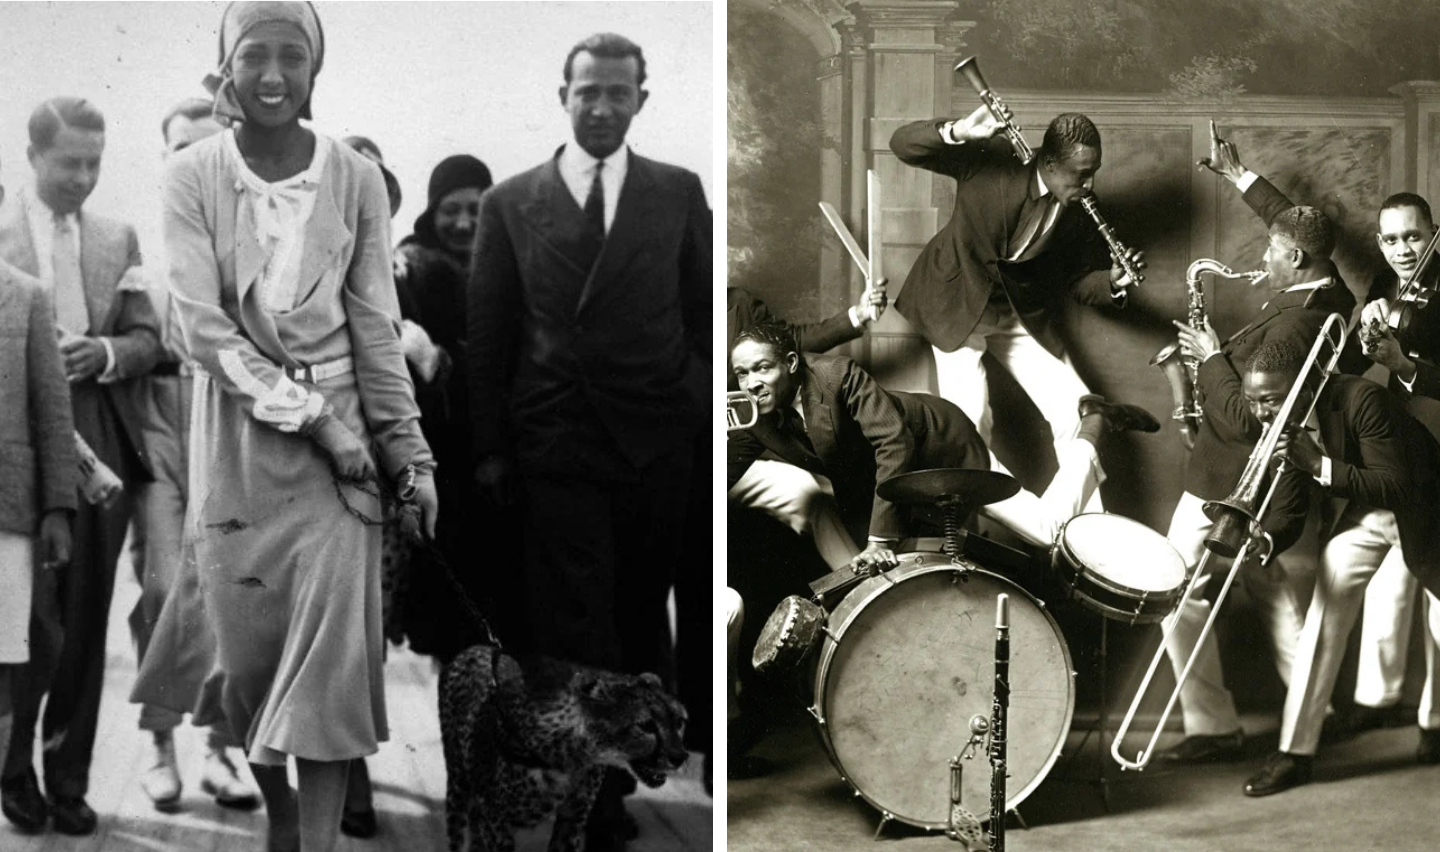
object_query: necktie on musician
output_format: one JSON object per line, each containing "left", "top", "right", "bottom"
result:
{"left": 1007, "top": 193, "right": 1059, "bottom": 263}
{"left": 52, "top": 216, "right": 90, "bottom": 334}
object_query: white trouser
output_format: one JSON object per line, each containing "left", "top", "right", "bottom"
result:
{"left": 979, "top": 441, "right": 1103, "bottom": 549}
{"left": 932, "top": 300, "right": 1102, "bottom": 514}
{"left": 1162, "top": 491, "right": 1308, "bottom": 735}
{"left": 1353, "top": 554, "right": 1440, "bottom": 724}
{"left": 728, "top": 459, "right": 859, "bottom": 570}
{"left": 1282, "top": 507, "right": 1440, "bottom": 753}
{"left": 725, "top": 587, "right": 744, "bottom": 723}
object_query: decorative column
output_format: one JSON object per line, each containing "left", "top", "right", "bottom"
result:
{"left": 840, "top": 0, "right": 969, "bottom": 387}
{"left": 1391, "top": 81, "right": 1440, "bottom": 203}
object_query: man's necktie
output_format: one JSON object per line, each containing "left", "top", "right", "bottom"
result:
{"left": 52, "top": 217, "right": 90, "bottom": 334}
{"left": 584, "top": 161, "right": 605, "bottom": 238}
{"left": 780, "top": 406, "right": 817, "bottom": 457}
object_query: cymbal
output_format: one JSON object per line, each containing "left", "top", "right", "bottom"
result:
{"left": 876, "top": 468, "right": 1021, "bottom": 507}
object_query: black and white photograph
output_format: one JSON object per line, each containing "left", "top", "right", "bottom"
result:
{"left": 726, "top": 1, "right": 1440, "bottom": 850}
{"left": 0, "top": 2, "right": 712, "bottom": 851}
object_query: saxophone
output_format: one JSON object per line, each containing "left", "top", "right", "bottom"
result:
{"left": 1151, "top": 259, "right": 1268, "bottom": 449}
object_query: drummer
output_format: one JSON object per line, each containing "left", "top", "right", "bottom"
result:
{"left": 727, "top": 320, "right": 1160, "bottom": 574}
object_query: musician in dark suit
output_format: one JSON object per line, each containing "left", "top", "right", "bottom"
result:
{"left": 467, "top": 33, "right": 708, "bottom": 846}
{"left": 1331, "top": 192, "right": 1440, "bottom": 750}
{"left": 0, "top": 97, "right": 162, "bottom": 836}
{"left": 1234, "top": 338, "right": 1440, "bottom": 795}
{"left": 724, "top": 285, "right": 888, "bottom": 569}
{"left": 728, "top": 321, "right": 1157, "bottom": 573}
{"left": 1154, "top": 140, "right": 1358, "bottom": 765}
{"left": 889, "top": 107, "right": 1144, "bottom": 459}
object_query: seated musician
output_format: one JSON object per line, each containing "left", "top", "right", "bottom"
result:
{"left": 1236, "top": 338, "right": 1440, "bottom": 796}
{"left": 726, "top": 283, "right": 889, "bottom": 570}
{"left": 727, "top": 319, "right": 1159, "bottom": 575}
{"left": 1154, "top": 136, "right": 1356, "bottom": 765}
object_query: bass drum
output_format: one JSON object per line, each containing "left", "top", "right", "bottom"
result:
{"left": 811, "top": 551, "right": 1073, "bottom": 829}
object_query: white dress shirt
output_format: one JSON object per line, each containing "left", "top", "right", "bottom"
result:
{"left": 558, "top": 143, "right": 628, "bottom": 234}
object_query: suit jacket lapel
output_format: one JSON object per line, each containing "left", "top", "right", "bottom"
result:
{"left": 1317, "top": 389, "right": 1351, "bottom": 534}
{"left": 519, "top": 155, "right": 595, "bottom": 278}
{"left": 578, "top": 152, "right": 658, "bottom": 313}
{"left": 800, "top": 365, "right": 837, "bottom": 464}
{"left": 0, "top": 199, "right": 40, "bottom": 277}
{"left": 78, "top": 215, "right": 116, "bottom": 332}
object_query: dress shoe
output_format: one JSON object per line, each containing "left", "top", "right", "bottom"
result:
{"left": 200, "top": 748, "right": 259, "bottom": 811}
{"left": 0, "top": 770, "right": 48, "bottom": 834}
{"left": 140, "top": 732, "right": 183, "bottom": 812}
{"left": 1078, "top": 394, "right": 1161, "bottom": 433}
{"left": 1418, "top": 727, "right": 1440, "bottom": 765}
{"left": 1243, "top": 751, "right": 1313, "bottom": 797}
{"left": 1155, "top": 730, "right": 1244, "bottom": 764}
{"left": 340, "top": 806, "right": 379, "bottom": 839}
{"left": 48, "top": 795, "right": 97, "bottom": 836}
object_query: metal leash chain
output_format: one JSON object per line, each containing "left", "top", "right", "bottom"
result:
{"left": 330, "top": 470, "right": 506, "bottom": 651}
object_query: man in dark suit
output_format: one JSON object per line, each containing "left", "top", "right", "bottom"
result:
{"left": 0, "top": 97, "right": 161, "bottom": 836}
{"left": 1327, "top": 192, "right": 1440, "bottom": 750}
{"left": 1233, "top": 338, "right": 1440, "bottom": 795}
{"left": 1153, "top": 137, "right": 1358, "bottom": 764}
{"left": 467, "top": 34, "right": 708, "bottom": 847}
{"left": 724, "top": 285, "right": 888, "bottom": 570}
{"left": 728, "top": 321, "right": 1157, "bottom": 574}
{"left": 889, "top": 107, "right": 1143, "bottom": 463}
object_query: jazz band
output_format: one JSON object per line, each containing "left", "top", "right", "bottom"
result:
{"left": 726, "top": 55, "right": 1440, "bottom": 841}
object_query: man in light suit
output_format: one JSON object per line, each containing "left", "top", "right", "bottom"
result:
{"left": 0, "top": 96, "right": 162, "bottom": 836}
{"left": 467, "top": 33, "right": 709, "bottom": 850}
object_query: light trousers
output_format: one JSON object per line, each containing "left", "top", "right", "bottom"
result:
{"left": 1353, "top": 555, "right": 1440, "bottom": 727}
{"left": 725, "top": 587, "right": 744, "bottom": 724}
{"left": 979, "top": 442, "right": 1103, "bottom": 549}
{"left": 1162, "top": 491, "right": 1308, "bottom": 735}
{"left": 931, "top": 300, "right": 1102, "bottom": 515}
{"left": 727, "top": 459, "right": 859, "bottom": 570}
{"left": 1282, "top": 507, "right": 1440, "bottom": 754}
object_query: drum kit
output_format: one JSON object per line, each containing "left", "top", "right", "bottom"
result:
{"left": 749, "top": 467, "right": 1186, "bottom": 843}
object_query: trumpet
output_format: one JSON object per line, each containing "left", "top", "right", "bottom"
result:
{"left": 1112, "top": 313, "right": 1347, "bottom": 771}
{"left": 954, "top": 56, "right": 1033, "bottom": 164}
{"left": 1152, "top": 260, "right": 1269, "bottom": 447}
{"left": 1078, "top": 196, "right": 1145, "bottom": 287}
{"left": 727, "top": 390, "right": 759, "bottom": 431}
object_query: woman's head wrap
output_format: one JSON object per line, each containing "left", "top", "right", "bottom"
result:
{"left": 202, "top": 1, "right": 325, "bottom": 125}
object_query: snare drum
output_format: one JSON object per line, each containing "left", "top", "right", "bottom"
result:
{"left": 811, "top": 551, "right": 1074, "bottom": 830}
{"left": 1052, "top": 513, "right": 1186, "bottom": 625}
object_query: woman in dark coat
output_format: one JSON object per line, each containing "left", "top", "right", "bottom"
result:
{"left": 389, "top": 155, "right": 528, "bottom": 660}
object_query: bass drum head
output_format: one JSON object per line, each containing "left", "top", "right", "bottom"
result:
{"left": 814, "top": 556, "right": 1073, "bottom": 829}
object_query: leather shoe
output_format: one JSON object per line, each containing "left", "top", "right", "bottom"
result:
{"left": 340, "top": 806, "right": 378, "bottom": 839}
{"left": 200, "top": 748, "right": 259, "bottom": 811}
{"left": 48, "top": 795, "right": 97, "bottom": 836}
{"left": 1155, "top": 730, "right": 1244, "bottom": 764}
{"left": 140, "top": 733, "right": 182, "bottom": 812}
{"left": 1243, "top": 751, "right": 1313, "bottom": 797}
{"left": 1078, "top": 394, "right": 1161, "bottom": 433}
{"left": 1418, "top": 727, "right": 1440, "bottom": 765}
{"left": 0, "top": 770, "right": 48, "bottom": 834}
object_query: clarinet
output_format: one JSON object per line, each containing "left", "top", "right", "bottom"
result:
{"left": 989, "top": 594, "right": 1009, "bottom": 852}
{"left": 1078, "top": 195, "right": 1145, "bottom": 287}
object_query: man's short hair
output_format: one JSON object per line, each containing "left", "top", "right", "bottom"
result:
{"left": 1040, "top": 113, "right": 1101, "bottom": 161}
{"left": 1270, "top": 205, "right": 1336, "bottom": 261}
{"left": 563, "top": 33, "right": 647, "bottom": 88}
{"left": 161, "top": 97, "right": 214, "bottom": 141}
{"left": 29, "top": 97, "right": 105, "bottom": 152}
{"left": 1248, "top": 337, "right": 1307, "bottom": 380}
{"left": 733, "top": 319, "right": 797, "bottom": 360}
{"left": 1379, "top": 192, "right": 1433, "bottom": 228}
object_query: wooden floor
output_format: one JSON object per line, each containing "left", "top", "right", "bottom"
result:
{"left": 1, "top": 565, "right": 712, "bottom": 852}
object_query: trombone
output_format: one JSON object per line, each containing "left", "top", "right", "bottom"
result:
{"left": 727, "top": 390, "right": 759, "bottom": 431}
{"left": 1111, "top": 313, "right": 1348, "bottom": 771}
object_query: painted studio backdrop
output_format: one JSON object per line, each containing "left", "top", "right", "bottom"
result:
{"left": 728, "top": 0, "right": 1440, "bottom": 716}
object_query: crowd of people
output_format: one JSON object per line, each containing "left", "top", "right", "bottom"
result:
{"left": 725, "top": 101, "right": 1440, "bottom": 805}
{"left": 0, "top": 3, "right": 709, "bottom": 851}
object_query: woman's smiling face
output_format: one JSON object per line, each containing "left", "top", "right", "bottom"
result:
{"left": 231, "top": 21, "right": 313, "bottom": 127}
